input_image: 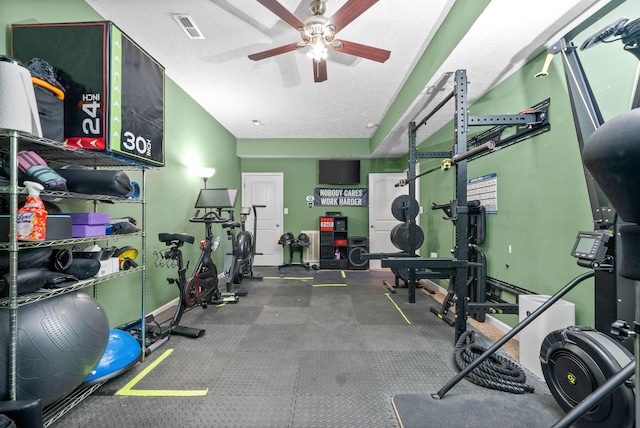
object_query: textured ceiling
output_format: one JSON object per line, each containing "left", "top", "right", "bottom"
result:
{"left": 85, "top": 0, "right": 612, "bottom": 158}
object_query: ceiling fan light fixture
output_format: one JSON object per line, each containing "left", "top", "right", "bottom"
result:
{"left": 307, "top": 43, "right": 328, "bottom": 62}
{"left": 309, "top": 0, "right": 326, "bottom": 16}
{"left": 298, "top": 26, "right": 310, "bottom": 43}
{"left": 248, "top": 0, "right": 390, "bottom": 81}
{"left": 324, "top": 25, "right": 336, "bottom": 42}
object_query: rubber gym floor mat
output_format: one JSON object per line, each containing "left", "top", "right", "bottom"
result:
{"left": 313, "top": 269, "right": 346, "bottom": 284}
{"left": 392, "top": 392, "right": 565, "bottom": 428}
{"left": 51, "top": 269, "right": 561, "bottom": 428}
{"left": 352, "top": 293, "right": 412, "bottom": 325}
{"left": 344, "top": 269, "right": 396, "bottom": 278}
{"left": 272, "top": 266, "right": 315, "bottom": 278}
{"left": 267, "top": 282, "right": 313, "bottom": 307}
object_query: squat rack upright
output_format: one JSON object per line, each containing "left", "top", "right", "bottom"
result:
{"left": 384, "top": 69, "right": 549, "bottom": 340}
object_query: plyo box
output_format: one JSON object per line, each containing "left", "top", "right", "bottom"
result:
{"left": 11, "top": 21, "right": 165, "bottom": 167}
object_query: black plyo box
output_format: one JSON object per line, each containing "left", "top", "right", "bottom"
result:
{"left": 12, "top": 21, "right": 165, "bottom": 167}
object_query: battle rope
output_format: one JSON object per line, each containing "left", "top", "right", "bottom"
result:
{"left": 454, "top": 330, "right": 535, "bottom": 394}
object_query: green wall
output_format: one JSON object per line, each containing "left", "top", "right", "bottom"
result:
{"left": 2, "top": 0, "right": 240, "bottom": 327}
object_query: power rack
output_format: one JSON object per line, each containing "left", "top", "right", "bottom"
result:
{"left": 383, "top": 69, "right": 550, "bottom": 340}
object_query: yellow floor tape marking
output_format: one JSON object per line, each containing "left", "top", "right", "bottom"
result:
{"left": 341, "top": 271, "right": 346, "bottom": 278}
{"left": 116, "top": 348, "right": 209, "bottom": 397}
{"left": 312, "top": 283, "right": 348, "bottom": 287}
{"left": 385, "top": 293, "right": 412, "bottom": 324}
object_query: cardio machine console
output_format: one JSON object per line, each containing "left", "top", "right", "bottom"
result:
{"left": 570, "top": 230, "right": 611, "bottom": 266}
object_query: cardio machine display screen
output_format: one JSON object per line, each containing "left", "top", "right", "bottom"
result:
{"left": 570, "top": 231, "right": 610, "bottom": 260}
{"left": 574, "top": 236, "right": 596, "bottom": 254}
{"left": 194, "top": 188, "right": 238, "bottom": 209}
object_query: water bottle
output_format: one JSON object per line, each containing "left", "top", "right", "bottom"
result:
{"left": 213, "top": 236, "right": 221, "bottom": 251}
{"left": 334, "top": 248, "right": 340, "bottom": 260}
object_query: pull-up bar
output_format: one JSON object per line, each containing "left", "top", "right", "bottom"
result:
{"left": 412, "top": 90, "right": 455, "bottom": 131}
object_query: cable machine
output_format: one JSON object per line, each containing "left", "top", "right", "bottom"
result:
{"left": 384, "top": 69, "right": 549, "bottom": 340}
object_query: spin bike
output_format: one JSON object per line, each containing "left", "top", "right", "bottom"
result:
{"left": 158, "top": 207, "right": 243, "bottom": 338}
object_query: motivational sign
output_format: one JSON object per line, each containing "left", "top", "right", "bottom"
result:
{"left": 314, "top": 188, "right": 369, "bottom": 207}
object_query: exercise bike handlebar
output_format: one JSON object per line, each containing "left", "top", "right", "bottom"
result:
{"left": 189, "top": 209, "right": 234, "bottom": 224}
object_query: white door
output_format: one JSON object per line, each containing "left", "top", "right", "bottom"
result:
{"left": 368, "top": 173, "right": 419, "bottom": 269}
{"left": 242, "top": 173, "right": 283, "bottom": 266}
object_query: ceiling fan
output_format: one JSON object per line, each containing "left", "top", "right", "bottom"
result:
{"left": 248, "top": 0, "right": 391, "bottom": 82}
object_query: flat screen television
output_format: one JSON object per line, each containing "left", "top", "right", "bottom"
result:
{"left": 318, "top": 160, "right": 360, "bottom": 185}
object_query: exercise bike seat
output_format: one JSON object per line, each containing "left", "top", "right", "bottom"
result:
{"left": 158, "top": 233, "right": 195, "bottom": 245}
{"left": 221, "top": 221, "right": 241, "bottom": 229}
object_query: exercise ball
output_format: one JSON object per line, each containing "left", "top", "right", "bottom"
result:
{"left": 0, "top": 291, "right": 109, "bottom": 407}
{"left": 83, "top": 329, "right": 140, "bottom": 386}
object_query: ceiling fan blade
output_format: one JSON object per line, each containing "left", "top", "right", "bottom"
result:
{"left": 326, "top": 0, "right": 379, "bottom": 34}
{"left": 257, "top": 0, "right": 306, "bottom": 30}
{"left": 248, "top": 42, "right": 299, "bottom": 61}
{"left": 313, "top": 59, "right": 327, "bottom": 83}
{"left": 331, "top": 40, "right": 390, "bottom": 63}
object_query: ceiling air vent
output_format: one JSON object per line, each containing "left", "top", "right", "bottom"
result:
{"left": 172, "top": 14, "right": 205, "bottom": 40}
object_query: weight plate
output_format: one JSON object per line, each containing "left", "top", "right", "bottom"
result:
{"left": 390, "top": 223, "right": 424, "bottom": 252}
{"left": 391, "top": 195, "right": 419, "bottom": 222}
